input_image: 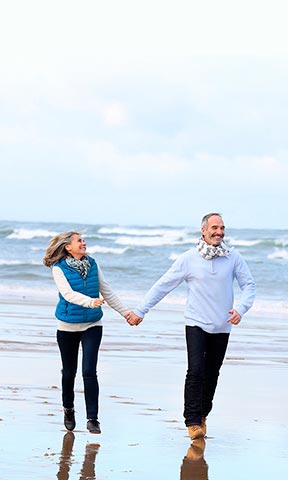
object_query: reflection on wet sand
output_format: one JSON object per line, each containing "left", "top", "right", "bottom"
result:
{"left": 57, "top": 432, "right": 100, "bottom": 480}
{"left": 180, "top": 439, "right": 208, "bottom": 480}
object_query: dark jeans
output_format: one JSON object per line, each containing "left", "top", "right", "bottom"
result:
{"left": 57, "top": 326, "right": 103, "bottom": 419}
{"left": 184, "top": 325, "right": 229, "bottom": 426}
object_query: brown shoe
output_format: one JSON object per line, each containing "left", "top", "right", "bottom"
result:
{"left": 187, "top": 424, "right": 204, "bottom": 440}
{"left": 201, "top": 417, "right": 207, "bottom": 436}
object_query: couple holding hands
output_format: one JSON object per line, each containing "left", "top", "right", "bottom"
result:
{"left": 43, "top": 213, "right": 255, "bottom": 441}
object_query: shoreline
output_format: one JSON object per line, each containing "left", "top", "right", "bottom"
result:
{"left": 1, "top": 296, "right": 288, "bottom": 368}
{"left": 1, "top": 284, "right": 288, "bottom": 319}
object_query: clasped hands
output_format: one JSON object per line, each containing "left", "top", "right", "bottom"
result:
{"left": 125, "top": 311, "right": 143, "bottom": 326}
{"left": 92, "top": 298, "right": 142, "bottom": 326}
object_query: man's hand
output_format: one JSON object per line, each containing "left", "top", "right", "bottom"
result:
{"left": 125, "top": 311, "right": 143, "bottom": 326}
{"left": 227, "top": 309, "right": 241, "bottom": 325}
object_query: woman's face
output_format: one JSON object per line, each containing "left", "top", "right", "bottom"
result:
{"left": 65, "top": 234, "right": 87, "bottom": 259}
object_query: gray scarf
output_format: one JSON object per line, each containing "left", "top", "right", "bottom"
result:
{"left": 65, "top": 255, "right": 91, "bottom": 278}
{"left": 196, "top": 237, "right": 230, "bottom": 260}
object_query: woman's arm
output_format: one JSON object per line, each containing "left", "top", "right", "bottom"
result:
{"left": 98, "top": 265, "right": 130, "bottom": 317}
{"left": 52, "top": 266, "right": 96, "bottom": 308}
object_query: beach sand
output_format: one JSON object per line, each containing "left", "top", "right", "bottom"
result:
{"left": 0, "top": 298, "right": 287, "bottom": 479}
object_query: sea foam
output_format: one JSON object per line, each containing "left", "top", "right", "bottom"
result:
{"left": 87, "top": 245, "right": 128, "bottom": 255}
{"left": 267, "top": 249, "right": 288, "bottom": 260}
{"left": 7, "top": 228, "right": 58, "bottom": 240}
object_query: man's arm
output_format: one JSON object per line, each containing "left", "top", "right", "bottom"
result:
{"left": 134, "top": 257, "right": 187, "bottom": 318}
{"left": 233, "top": 253, "right": 256, "bottom": 318}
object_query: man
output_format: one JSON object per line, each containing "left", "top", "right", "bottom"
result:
{"left": 128, "top": 213, "right": 256, "bottom": 441}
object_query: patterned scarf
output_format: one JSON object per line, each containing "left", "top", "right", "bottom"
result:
{"left": 65, "top": 255, "right": 91, "bottom": 278}
{"left": 196, "top": 237, "right": 230, "bottom": 260}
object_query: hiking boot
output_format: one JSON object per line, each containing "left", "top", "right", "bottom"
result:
{"left": 87, "top": 419, "right": 101, "bottom": 434}
{"left": 187, "top": 424, "right": 204, "bottom": 440}
{"left": 201, "top": 417, "right": 207, "bottom": 436}
{"left": 64, "top": 408, "right": 76, "bottom": 431}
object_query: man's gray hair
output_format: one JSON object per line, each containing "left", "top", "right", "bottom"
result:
{"left": 201, "top": 212, "right": 223, "bottom": 228}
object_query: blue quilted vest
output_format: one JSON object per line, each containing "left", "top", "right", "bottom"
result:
{"left": 55, "top": 256, "right": 103, "bottom": 323}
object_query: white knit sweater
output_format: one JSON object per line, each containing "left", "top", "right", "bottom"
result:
{"left": 52, "top": 263, "right": 130, "bottom": 332}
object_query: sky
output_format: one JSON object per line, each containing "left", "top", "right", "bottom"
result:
{"left": 1, "top": 0, "right": 288, "bottom": 229}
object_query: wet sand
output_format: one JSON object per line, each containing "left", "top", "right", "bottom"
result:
{"left": 0, "top": 298, "right": 287, "bottom": 479}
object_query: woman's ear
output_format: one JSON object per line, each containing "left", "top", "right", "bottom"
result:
{"left": 65, "top": 244, "right": 71, "bottom": 254}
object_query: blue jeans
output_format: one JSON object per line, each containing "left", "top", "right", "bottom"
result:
{"left": 184, "top": 325, "right": 229, "bottom": 426}
{"left": 57, "top": 326, "right": 103, "bottom": 419}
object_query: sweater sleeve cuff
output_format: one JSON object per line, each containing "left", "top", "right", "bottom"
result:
{"left": 134, "top": 308, "right": 145, "bottom": 318}
{"left": 235, "top": 305, "right": 246, "bottom": 317}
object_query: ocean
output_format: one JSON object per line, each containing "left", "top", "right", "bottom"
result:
{"left": 1, "top": 219, "right": 288, "bottom": 317}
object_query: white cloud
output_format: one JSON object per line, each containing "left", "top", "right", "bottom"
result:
{"left": 1, "top": 0, "right": 288, "bottom": 84}
{"left": 101, "top": 102, "right": 128, "bottom": 127}
{"left": 186, "top": 153, "right": 288, "bottom": 186}
{"left": 235, "top": 155, "right": 288, "bottom": 179}
{"left": 0, "top": 126, "right": 37, "bottom": 144}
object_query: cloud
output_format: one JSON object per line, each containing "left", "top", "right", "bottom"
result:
{"left": 101, "top": 102, "right": 128, "bottom": 127}
{"left": 1, "top": 0, "right": 288, "bottom": 86}
{"left": 0, "top": 126, "right": 37, "bottom": 144}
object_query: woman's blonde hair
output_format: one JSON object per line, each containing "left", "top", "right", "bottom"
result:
{"left": 43, "top": 231, "right": 80, "bottom": 267}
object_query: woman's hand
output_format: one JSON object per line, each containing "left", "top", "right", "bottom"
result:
{"left": 92, "top": 298, "right": 105, "bottom": 308}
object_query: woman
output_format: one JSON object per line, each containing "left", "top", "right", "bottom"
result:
{"left": 43, "top": 231, "right": 135, "bottom": 434}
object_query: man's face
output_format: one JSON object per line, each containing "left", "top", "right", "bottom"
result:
{"left": 201, "top": 215, "right": 225, "bottom": 246}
